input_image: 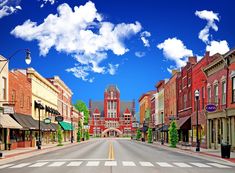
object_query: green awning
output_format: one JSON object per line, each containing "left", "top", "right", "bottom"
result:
{"left": 59, "top": 121, "right": 74, "bottom": 131}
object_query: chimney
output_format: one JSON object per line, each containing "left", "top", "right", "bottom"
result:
{"left": 188, "top": 56, "right": 197, "bottom": 65}
{"left": 171, "top": 69, "right": 179, "bottom": 76}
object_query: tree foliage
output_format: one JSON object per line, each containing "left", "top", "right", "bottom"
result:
{"left": 77, "top": 120, "right": 82, "bottom": 142}
{"left": 74, "top": 100, "right": 89, "bottom": 125}
{"left": 169, "top": 120, "right": 179, "bottom": 148}
{"left": 136, "top": 128, "right": 141, "bottom": 140}
{"left": 145, "top": 108, "right": 151, "bottom": 121}
{"left": 57, "top": 125, "right": 63, "bottom": 146}
{"left": 147, "top": 128, "right": 152, "bottom": 143}
{"left": 85, "top": 130, "right": 90, "bottom": 140}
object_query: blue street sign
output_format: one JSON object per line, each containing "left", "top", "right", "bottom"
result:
{"left": 205, "top": 104, "right": 217, "bottom": 112}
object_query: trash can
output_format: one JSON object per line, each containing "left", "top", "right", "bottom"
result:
{"left": 141, "top": 138, "right": 145, "bottom": 142}
{"left": 221, "top": 143, "right": 231, "bottom": 158}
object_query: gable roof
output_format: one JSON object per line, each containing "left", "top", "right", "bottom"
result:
{"left": 124, "top": 108, "right": 131, "bottom": 114}
{"left": 94, "top": 107, "right": 100, "bottom": 114}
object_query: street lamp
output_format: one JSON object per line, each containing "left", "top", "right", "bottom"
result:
{"left": 0, "top": 49, "right": 31, "bottom": 74}
{"left": 36, "top": 100, "right": 44, "bottom": 149}
{"left": 195, "top": 90, "right": 200, "bottom": 152}
{"left": 71, "top": 117, "right": 74, "bottom": 143}
{"left": 161, "top": 111, "right": 164, "bottom": 145}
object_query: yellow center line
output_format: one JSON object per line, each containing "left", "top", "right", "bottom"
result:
{"left": 108, "top": 141, "right": 115, "bottom": 160}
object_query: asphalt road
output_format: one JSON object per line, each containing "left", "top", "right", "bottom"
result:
{"left": 0, "top": 138, "right": 234, "bottom": 173}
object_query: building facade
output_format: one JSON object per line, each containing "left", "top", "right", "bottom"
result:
{"left": 89, "top": 85, "right": 135, "bottom": 137}
{"left": 48, "top": 76, "right": 73, "bottom": 142}
{"left": 177, "top": 56, "right": 197, "bottom": 143}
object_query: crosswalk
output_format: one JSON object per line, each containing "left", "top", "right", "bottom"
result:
{"left": 0, "top": 161, "right": 232, "bottom": 169}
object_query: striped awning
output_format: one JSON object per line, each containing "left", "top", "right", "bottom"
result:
{"left": 0, "top": 114, "right": 23, "bottom": 129}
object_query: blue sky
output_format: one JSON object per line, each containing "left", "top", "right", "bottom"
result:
{"left": 0, "top": 0, "right": 234, "bottom": 116}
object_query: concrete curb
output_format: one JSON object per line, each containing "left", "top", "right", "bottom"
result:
{"left": 132, "top": 140, "right": 235, "bottom": 167}
{"left": 0, "top": 140, "right": 91, "bottom": 165}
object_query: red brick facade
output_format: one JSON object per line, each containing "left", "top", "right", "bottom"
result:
{"left": 9, "top": 70, "right": 32, "bottom": 116}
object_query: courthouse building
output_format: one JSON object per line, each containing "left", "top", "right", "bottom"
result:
{"left": 89, "top": 85, "right": 135, "bottom": 137}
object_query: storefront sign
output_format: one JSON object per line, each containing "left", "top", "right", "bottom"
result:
{"left": 44, "top": 118, "right": 51, "bottom": 124}
{"left": 55, "top": 116, "right": 64, "bottom": 122}
{"left": 205, "top": 104, "right": 217, "bottom": 112}
{"left": 3, "top": 106, "right": 14, "bottom": 114}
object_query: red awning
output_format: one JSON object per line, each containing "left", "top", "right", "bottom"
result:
{"left": 176, "top": 116, "right": 191, "bottom": 129}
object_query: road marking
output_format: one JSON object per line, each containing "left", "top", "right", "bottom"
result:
{"left": 67, "top": 162, "right": 82, "bottom": 167}
{"left": 29, "top": 162, "right": 49, "bottom": 167}
{"left": 10, "top": 163, "right": 31, "bottom": 168}
{"left": 48, "top": 162, "right": 65, "bottom": 167}
{"left": 104, "top": 161, "right": 117, "bottom": 166}
{"left": 190, "top": 163, "right": 211, "bottom": 168}
{"left": 156, "top": 162, "right": 174, "bottom": 167}
{"left": 86, "top": 161, "right": 100, "bottom": 166}
{"left": 139, "top": 162, "right": 154, "bottom": 167}
{"left": 108, "top": 142, "right": 115, "bottom": 160}
{"left": 207, "top": 163, "right": 231, "bottom": 168}
{"left": 173, "top": 162, "right": 192, "bottom": 167}
{"left": 122, "top": 161, "right": 136, "bottom": 166}
{"left": 0, "top": 164, "right": 14, "bottom": 169}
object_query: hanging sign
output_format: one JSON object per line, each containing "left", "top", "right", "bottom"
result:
{"left": 205, "top": 104, "right": 217, "bottom": 112}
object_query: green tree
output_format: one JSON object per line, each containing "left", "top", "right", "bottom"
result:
{"left": 77, "top": 121, "right": 82, "bottom": 142}
{"left": 74, "top": 100, "right": 89, "bottom": 125}
{"left": 169, "top": 120, "right": 179, "bottom": 148}
{"left": 85, "top": 130, "right": 90, "bottom": 140}
{"left": 147, "top": 128, "right": 153, "bottom": 143}
{"left": 136, "top": 128, "right": 141, "bottom": 140}
{"left": 57, "top": 126, "right": 63, "bottom": 146}
{"left": 145, "top": 108, "right": 151, "bottom": 121}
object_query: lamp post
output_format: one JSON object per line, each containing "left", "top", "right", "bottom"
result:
{"left": 161, "top": 111, "right": 164, "bottom": 145}
{"left": 0, "top": 49, "right": 31, "bottom": 74}
{"left": 195, "top": 90, "right": 200, "bottom": 152}
{"left": 36, "top": 100, "right": 44, "bottom": 149}
{"left": 0, "top": 49, "right": 31, "bottom": 157}
{"left": 71, "top": 117, "right": 74, "bottom": 143}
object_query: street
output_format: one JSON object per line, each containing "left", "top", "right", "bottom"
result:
{"left": 0, "top": 138, "right": 234, "bottom": 173}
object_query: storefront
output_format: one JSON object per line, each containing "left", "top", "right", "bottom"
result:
{"left": 59, "top": 121, "right": 73, "bottom": 142}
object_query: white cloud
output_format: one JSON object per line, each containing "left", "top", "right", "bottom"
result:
{"left": 0, "top": 0, "right": 22, "bottom": 19}
{"left": 11, "top": 1, "right": 142, "bottom": 82}
{"left": 206, "top": 40, "right": 229, "bottom": 56}
{"left": 195, "top": 10, "right": 219, "bottom": 44}
{"left": 40, "top": 0, "right": 55, "bottom": 8}
{"left": 107, "top": 64, "right": 119, "bottom": 75}
{"left": 135, "top": 51, "right": 145, "bottom": 58}
{"left": 157, "top": 37, "right": 193, "bottom": 68}
{"left": 140, "top": 31, "right": 151, "bottom": 47}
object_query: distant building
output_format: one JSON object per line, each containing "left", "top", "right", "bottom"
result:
{"left": 89, "top": 85, "right": 135, "bottom": 137}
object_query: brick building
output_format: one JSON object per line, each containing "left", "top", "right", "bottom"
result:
{"left": 191, "top": 52, "right": 218, "bottom": 148}
{"left": 89, "top": 85, "right": 135, "bottom": 137}
{"left": 224, "top": 49, "right": 235, "bottom": 150}
{"left": 204, "top": 54, "right": 227, "bottom": 149}
{"left": 177, "top": 56, "right": 197, "bottom": 143}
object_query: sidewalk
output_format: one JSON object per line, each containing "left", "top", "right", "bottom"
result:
{"left": 153, "top": 141, "right": 235, "bottom": 163}
{"left": 0, "top": 140, "right": 90, "bottom": 165}
{"left": 133, "top": 140, "right": 235, "bottom": 165}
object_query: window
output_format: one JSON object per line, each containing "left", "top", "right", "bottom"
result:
{"left": 214, "top": 85, "right": 218, "bottom": 104}
{"left": 202, "top": 87, "right": 205, "bottom": 109}
{"left": 27, "top": 96, "right": 30, "bottom": 109}
{"left": 222, "top": 81, "right": 226, "bottom": 105}
{"left": 232, "top": 77, "right": 235, "bottom": 103}
{"left": 188, "top": 77, "right": 191, "bottom": 86}
{"left": 184, "top": 94, "right": 187, "bottom": 109}
{"left": 207, "top": 87, "right": 211, "bottom": 103}
{"left": 2, "top": 77, "right": 6, "bottom": 100}
{"left": 11, "top": 90, "right": 16, "bottom": 102}
{"left": 20, "top": 93, "right": 24, "bottom": 108}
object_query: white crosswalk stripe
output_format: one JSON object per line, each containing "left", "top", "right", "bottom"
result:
{"left": 122, "top": 161, "right": 136, "bottom": 166}
{"left": 86, "top": 161, "right": 100, "bottom": 166}
{"left": 139, "top": 161, "right": 154, "bottom": 167}
{"left": 104, "top": 161, "right": 117, "bottom": 166}
{"left": 190, "top": 163, "right": 211, "bottom": 168}
{"left": 173, "top": 162, "right": 192, "bottom": 167}
{"left": 29, "top": 162, "right": 49, "bottom": 167}
{"left": 48, "top": 162, "right": 65, "bottom": 167}
{"left": 0, "top": 164, "right": 14, "bottom": 169}
{"left": 156, "top": 162, "right": 174, "bottom": 167}
{"left": 67, "top": 162, "right": 82, "bottom": 167}
{"left": 207, "top": 163, "right": 231, "bottom": 168}
{"left": 10, "top": 163, "right": 31, "bottom": 168}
